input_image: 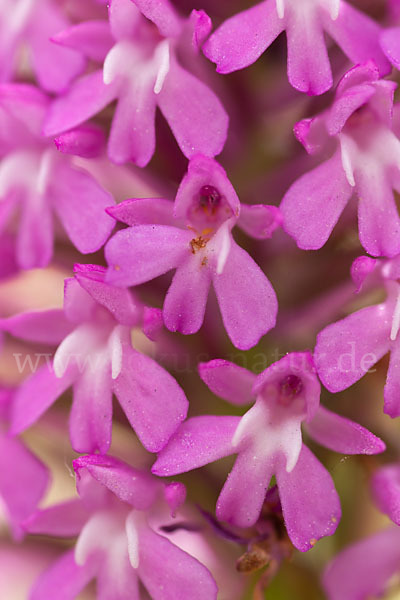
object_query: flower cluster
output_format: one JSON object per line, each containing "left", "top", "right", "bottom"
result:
{"left": 1, "top": 0, "right": 400, "bottom": 599}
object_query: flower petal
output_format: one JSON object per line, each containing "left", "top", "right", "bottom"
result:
{"left": 152, "top": 415, "right": 239, "bottom": 476}
{"left": 381, "top": 27, "right": 400, "bottom": 70}
{"left": 24, "top": 500, "right": 91, "bottom": 537}
{"left": 51, "top": 162, "right": 115, "bottom": 254}
{"left": 198, "top": 359, "right": 255, "bottom": 406}
{"left": 69, "top": 363, "right": 113, "bottom": 454}
{"left": 276, "top": 445, "right": 341, "bottom": 552}
{"left": 0, "top": 310, "right": 72, "bottom": 345}
{"left": 323, "top": 2, "right": 391, "bottom": 77}
{"left": 137, "top": 526, "right": 218, "bottom": 600}
{"left": 158, "top": 60, "right": 228, "bottom": 159}
{"left": 163, "top": 254, "right": 212, "bottom": 335}
{"left": 105, "top": 225, "right": 191, "bottom": 287}
{"left": 305, "top": 406, "right": 385, "bottom": 455}
{"left": 43, "top": 70, "right": 117, "bottom": 137}
{"left": 107, "top": 198, "right": 175, "bottom": 227}
{"left": 0, "top": 435, "right": 48, "bottom": 539}
{"left": 238, "top": 204, "right": 282, "bottom": 239}
{"left": 51, "top": 20, "right": 114, "bottom": 62}
{"left": 73, "top": 454, "right": 159, "bottom": 510}
{"left": 286, "top": 10, "right": 332, "bottom": 95}
{"left": 10, "top": 364, "right": 75, "bottom": 435}
{"left": 323, "top": 527, "right": 400, "bottom": 600}
{"left": 203, "top": 0, "right": 284, "bottom": 74}
{"left": 30, "top": 550, "right": 96, "bottom": 600}
{"left": 372, "top": 464, "right": 400, "bottom": 526}
{"left": 280, "top": 150, "right": 352, "bottom": 250}
{"left": 216, "top": 448, "right": 275, "bottom": 528}
{"left": 74, "top": 264, "right": 141, "bottom": 327}
{"left": 384, "top": 338, "right": 400, "bottom": 418}
{"left": 213, "top": 241, "right": 277, "bottom": 350}
{"left": 114, "top": 343, "right": 188, "bottom": 453}
{"left": 314, "top": 302, "right": 392, "bottom": 392}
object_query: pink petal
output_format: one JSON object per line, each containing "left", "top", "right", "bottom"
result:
{"left": 0, "top": 309, "right": 72, "bottom": 345}
{"left": 64, "top": 277, "right": 97, "bottom": 324}
{"left": 11, "top": 365, "right": 75, "bottom": 435}
{"left": 203, "top": 0, "right": 284, "bottom": 74}
{"left": 137, "top": 527, "right": 218, "bottom": 600}
{"left": 217, "top": 448, "right": 275, "bottom": 528}
{"left": 107, "top": 198, "right": 175, "bottom": 226}
{"left": 0, "top": 435, "right": 48, "bottom": 539}
{"left": 43, "top": 70, "right": 117, "bottom": 137}
{"left": 74, "top": 264, "right": 141, "bottom": 327}
{"left": 372, "top": 464, "right": 400, "bottom": 525}
{"left": 51, "top": 20, "right": 114, "bottom": 62}
{"left": 286, "top": 11, "right": 332, "bottom": 95}
{"left": 323, "top": 2, "right": 391, "bottom": 77}
{"left": 54, "top": 125, "right": 106, "bottom": 159}
{"left": 384, "top": 340, "right": 400, "bottom": 417}
{"left": 105, "top": 225, "right": 192, "bottom": 287}
{"left": 276, "top": 445, "right": 341, "bottom": 551}
{"left": 73, "top": 454, "right": 158, "bottom": 510}
{"left": 69, "top": 365, "right": 113, "bottom": 454}
{"left": 213, "top": 240, "right": 277, "bottom": 350}
{"left": 381, "top": 28, "right": 400, "bottom": 70}
{"left": 108, "top": 81, "right": 157, "bottom": 167}
{"left": 238, "top": 204, "right": 282, "bottom": 240}
{"left": 108, "top": 0, "right": 141, "bottom": 39}
{"left": 114, "top": 344, "right": 188, "bottom": 453}
{"left": 163, "top": 254, "right": 212, "bottom": 335}
{"left": 356, "top": 169, "right": 400, "bottom": 257}
{"left": 323, "top": 527, "right": 400, "bottom": 600}
{"left": 30, "top": 550, "right": 95, "bottom": 600}
{"left": 280, "top": 150, "right": 352, "bottom": 250}
{"left": 198, "top": 359, "right": 256, "bottom": 406}
{"left": 158, "top": 60, "right": 228, "bottom": 159}
{"left": 17, "top": 193, "right": 54, "bottom": 269}
{"left": 29, "top": 1, "right": 86, "bottom": 92}
{"left": 152, "top": 415, "right": 239, "bottom": 476}
{"left": 24, "top": 500, "right": 91, "bottom": 537}
{"left": 131, "top": 0, "right": 182, "bottom": 37}
{"left": 51, "top": 161, "right": 115, "bottom": 254}
{"left": 305, "top": 406, "right": 385, "bottom": 455}
{"left": 314, "top": 302, "right": 392, "bottom": 393}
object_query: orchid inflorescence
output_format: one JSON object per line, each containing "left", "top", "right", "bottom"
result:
{"left": 0, "top": 1, "right": 400, "bottom": 599}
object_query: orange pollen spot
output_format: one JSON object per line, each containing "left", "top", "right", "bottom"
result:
{"left": 190, "top": 236, "right": 208, "bottom": 254}
{"left": 114, "top": 265, "right": 121, "bottom": 271}
{"left": 309, "top": 538, "right": 317, "bottom": 547}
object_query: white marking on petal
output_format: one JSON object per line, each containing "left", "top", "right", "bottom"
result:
{"left": 276, "top": 0, "right": 285, "bottom": 19}
{"left": 53, "top": 324, "right": 98, "bottom": 378}
{"left": 329, "top": 0, "right": 340, "bottom": 20}
{"left": 125, "top": 511, "right": 140, "bottom": 569}
{"left": 340, "top": 135, "right": 356, "bottom": 187}
{"left": 109, "top": 325, "right": 123, "bottom": 380}
{"left": 75, "top": 511, "right": 120, "bottom": 566}
{"left": 216, "top": 223, "right": 231, "bottom": 275}
{"left": 36, "top": 149, "right": 55, "bottom": 196}
{"left": 391, "top": 288, "right": 400, "bottom": 341}
{"left": 153, "top": 40, "right": 170, "bottom": 95}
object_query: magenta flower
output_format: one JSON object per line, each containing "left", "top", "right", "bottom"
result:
{"left": 0, "top": 0, "right": 84, "bottom": 92}
{"left": 381, "top": 0, "right": 400, "bottom": 71}
{"left": 314, "top": 254, "right": 400, "bottom": 417}
{"left": 25, "top": 454, "right": 218, "bottom": 600}
{"left": 43, "top": 0, "right": 228, "bottom": 167}
{"left": 4, "top": 264, "right": 188, "bottom": 453}
{"left": 323, "top": 462, "right": 400, "bottom": 600}
{"left": 105, "top": 155, "right": 280, "bottom": 349}
{"left": 280, "top": 62, "right": 400, "bottom": 257}
{"left": 0, "top": 388, "right": 49, "bottom": 540}
{"left": 203, "top": 0, "right": 390, "bottom": 95}
{"left": 0, "top": 84, "right": 115, "bottom": 269}
{"left": 152, "top": 353, "right": 384, "bottom": 551}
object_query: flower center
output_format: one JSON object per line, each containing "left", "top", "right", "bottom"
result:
{"left": 278, "top": 375, "right": 303, "bottom": 405}
{"left": 198, "top": 185, "right": 221, "bottom": 213}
